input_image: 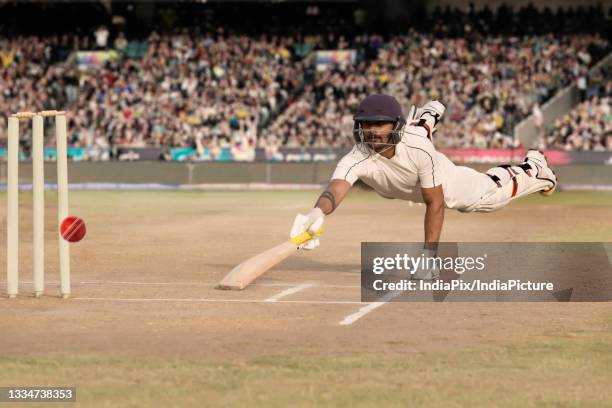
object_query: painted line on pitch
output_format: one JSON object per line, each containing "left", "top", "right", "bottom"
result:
{"left": 338, "top": 291, "right": 402, "bottom": 326}
{"left": 72, "top": 297, "right": 362, "bottom": 305}
{"left": 8, "top": 281, "right": 360, "bottom": 289}
{"left": 265, "top": 283, "right": 315, "bottom": 302}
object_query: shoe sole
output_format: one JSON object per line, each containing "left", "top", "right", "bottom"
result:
{"left": 534, "top": 150, "right": 557, "bottom": 196}
{"left": 540, "top": 181, "right": 556, "bottom": 196}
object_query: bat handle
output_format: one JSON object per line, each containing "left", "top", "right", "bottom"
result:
{"left": 290, "top": 227, "right": 324, "bottom": 246}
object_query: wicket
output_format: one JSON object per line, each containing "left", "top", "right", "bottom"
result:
{"left": 6, "top": 110, "right": 71, "bottom": 299}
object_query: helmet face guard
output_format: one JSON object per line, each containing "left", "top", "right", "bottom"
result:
{"left": 353, "top": 116, "right": 406, "bottom": 154}
{"left": 351, "top": 94, "right": 406, "bottom": 154}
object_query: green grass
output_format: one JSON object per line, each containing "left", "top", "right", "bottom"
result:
{"left": 2, "top": 328, "right": 611, "bottom": 408}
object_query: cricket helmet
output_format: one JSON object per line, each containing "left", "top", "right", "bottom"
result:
{"left": 353, "top": 94, "right": 406, "bottom": 151}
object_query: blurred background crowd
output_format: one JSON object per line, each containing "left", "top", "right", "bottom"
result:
{"left": 0, "top": 1, "right": 610, "bottom": 159}
{"left": 546, "top": 67, "right": 611, "bottom": 151}
{"left": 267, "top": 33, "right": 607, "bottom": 149}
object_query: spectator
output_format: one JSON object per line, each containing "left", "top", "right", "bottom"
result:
{"left": 547, "top": 75, "right": 611, "bottom": 151}
{"left": 95, "top": 25, "right": 110, "bottom": 49}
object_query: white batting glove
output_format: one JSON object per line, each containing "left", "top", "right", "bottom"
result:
{"left": 290, "top": 207, "right": 325, "bottom": 250}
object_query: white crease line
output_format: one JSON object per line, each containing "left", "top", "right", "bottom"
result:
{"left": 1, "top": 281, "right": 360, "bottom": 289}
{"left": 80, "top": 281, "right": 268, "bottom": 286}
{"left": 266, "top": 283, "right": 314, "bottom": 302}
{"left": 338, "top": 291, "right": 402, "bottom": 326}
{"left": 71, "top": 297, "right": 362, "bottom": 305}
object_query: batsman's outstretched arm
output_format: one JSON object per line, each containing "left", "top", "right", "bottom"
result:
{"left": 315, "top": 179, "right": 352, "bottom": 215}
{"left": 421, "top": 185, "right": 445, "bottom": 249}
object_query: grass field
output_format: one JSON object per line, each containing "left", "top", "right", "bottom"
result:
{"left": 1, "top": 190, "right": 611, "bottom": 407}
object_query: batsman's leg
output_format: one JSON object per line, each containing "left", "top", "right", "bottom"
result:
{"left": 471, "top": 150, "right": 557, "bottom": 212}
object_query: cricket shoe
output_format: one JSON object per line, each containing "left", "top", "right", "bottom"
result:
{"left": 418, "top": 100, "right": 445, "bottom": 133}
{"left": 524, "top": 149, "right": 557, "bottom": 196}
{"left": 406, "top": 101, "right": 446, "bottom": 140}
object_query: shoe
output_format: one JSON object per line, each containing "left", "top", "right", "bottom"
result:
{"left": 418, "top": 101, "right": 446, "bottom": 132}
{"left": 525, "top": 150, "right": 557, "bottom": 196}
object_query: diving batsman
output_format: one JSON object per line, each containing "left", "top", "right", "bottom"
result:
{"left": 290, "top": 94, "right": 557, "bottom": 253}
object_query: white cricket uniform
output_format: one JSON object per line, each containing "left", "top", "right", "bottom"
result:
{"left": 331, "top": 125, "right": 552, "bottom": 212}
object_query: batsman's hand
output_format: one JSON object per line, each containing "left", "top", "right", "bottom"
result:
{"left": 410, "top": 248, "right": 440, "bottom": 281}
{"left": 290, "top": 207, "right": 325, "bottom": 250}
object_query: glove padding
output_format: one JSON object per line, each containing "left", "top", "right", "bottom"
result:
{"left": 290, "top": 207, "right": 325, "bottom": 250}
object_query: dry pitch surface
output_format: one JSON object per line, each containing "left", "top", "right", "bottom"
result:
{"left": 1, "top": 190, "right": 611, "bottom": 407}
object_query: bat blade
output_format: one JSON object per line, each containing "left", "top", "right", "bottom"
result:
{"left": 215, "top": 241, "right": 297, "bottom": 290}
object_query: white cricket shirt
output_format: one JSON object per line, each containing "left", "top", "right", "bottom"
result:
{"left": 331, "top": 125, "right": 491, "bottom": 210}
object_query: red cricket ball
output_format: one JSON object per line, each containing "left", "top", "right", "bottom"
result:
{"left": 60, "top": 216, "right": 86, "bottom": 243}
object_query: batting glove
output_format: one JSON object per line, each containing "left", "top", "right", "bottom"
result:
{"left": 290, "top": 207, "right": 325, "bottom": 250}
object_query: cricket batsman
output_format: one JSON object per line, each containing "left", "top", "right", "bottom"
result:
{"left": 290, "top": 94, "right": 557, "bottom": 257}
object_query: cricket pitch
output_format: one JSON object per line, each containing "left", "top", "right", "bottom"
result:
{"left": 1, "top": 190, "right": 611, "bottom": 407}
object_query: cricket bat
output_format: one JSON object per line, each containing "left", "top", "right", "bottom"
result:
{"left": 215, "top": 228, "right": 323, "bottom": 290}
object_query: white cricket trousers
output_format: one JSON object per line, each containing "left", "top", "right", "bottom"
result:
{"left": 461, "top": 162, "right": 553, "bottom": 213}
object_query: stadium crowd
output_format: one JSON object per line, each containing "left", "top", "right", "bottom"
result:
{"left": 266, "top": 32, "right": 608, "bottom": 149}
{"left": 546, "top": 68, "right": 611, "bottom": 151}
{"left": 0, "top": 33, "right": 304, "bottom": 156}
{"left": 0, "top": 3, "right": 611, "bottom": 158}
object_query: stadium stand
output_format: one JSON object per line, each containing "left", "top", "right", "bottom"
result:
{"left": 0, "top": 2, "right": 610, "bottom": 158}
{"left": 546, "top": 67, "right": 611, "bottom": 150}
